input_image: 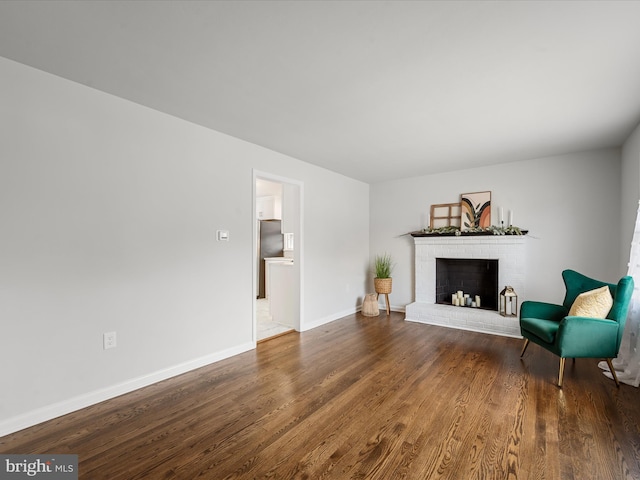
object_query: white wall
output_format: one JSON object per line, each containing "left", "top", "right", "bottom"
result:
{"left": 0, "top": 57, "right": 369, "bottom": 434}
{"left": 370, "top": 149, "right": 622, "bottom": 308}
{"left": 621, "top": 121, "right": 640, "bottom": 271}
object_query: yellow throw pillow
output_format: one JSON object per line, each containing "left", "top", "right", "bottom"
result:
{"left": 568, "top": 285, "right": 613, "bottom": 319}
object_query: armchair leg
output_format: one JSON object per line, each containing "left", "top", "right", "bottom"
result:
{"left": 558, "top": 357, "right": 566, "bottom": 387}
{"left": 520, "top": 338, "right": 530, "bottom": 357}
{"left": 605, "top": 358, "right": 621, "bottom": 387}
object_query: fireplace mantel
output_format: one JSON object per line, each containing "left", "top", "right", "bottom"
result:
{"left": 409, "top": 230, "right": 528, "bottom": 237}
{"left": 405, "top": 235, "right": 526, "bottom": 337}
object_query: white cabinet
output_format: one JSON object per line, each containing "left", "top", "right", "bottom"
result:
{"left": 269, "top": 261, "right": 296, "bottom": 328}
{"left": 264, "top": 257, "right": 292, "bottom": 299}
{"left": 256, "top": 195, "right": 281, "bottom": 220}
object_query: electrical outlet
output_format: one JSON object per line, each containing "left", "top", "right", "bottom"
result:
{"left": 103, "top": 331, "right": 117, "bottom": 350}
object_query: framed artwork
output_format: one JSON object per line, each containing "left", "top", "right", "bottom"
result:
{"left": 430, "top": 203, "right": 461, "bottom": 228}
{"left": 460, "top": 191, "right": 491, "bottom": 230}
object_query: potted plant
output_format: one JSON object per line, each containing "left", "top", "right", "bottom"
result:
{"left": 374, "top": 253, "right": 393, "bottom": 295}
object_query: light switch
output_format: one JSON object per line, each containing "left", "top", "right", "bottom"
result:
{"left": 217, "top": 230, "right": 229, "bottom": 241}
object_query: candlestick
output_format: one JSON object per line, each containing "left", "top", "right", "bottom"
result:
{"left": 509, "top": 210, "right": 513, "bottom": 226}
{"left": 499, "top": 207, "right": 504, "bottom": 224}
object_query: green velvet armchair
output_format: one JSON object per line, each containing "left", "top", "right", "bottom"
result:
{"left": 520, "top": 269, "right": 634, "bottom": 387}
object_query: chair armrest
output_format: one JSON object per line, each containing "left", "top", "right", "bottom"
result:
{"left": 556, "top": 316, "right": 620, "bottom": 358}
{"left": 520, "top": 300, "right": 567, "bottom": 321}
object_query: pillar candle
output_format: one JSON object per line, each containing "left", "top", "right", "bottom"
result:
{"left": 475, "top": 295, "right": 481, "bottom": 307}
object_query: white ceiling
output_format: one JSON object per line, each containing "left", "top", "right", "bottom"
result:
{"left": 1, "top": 0, "right": 640, "bottom": 184}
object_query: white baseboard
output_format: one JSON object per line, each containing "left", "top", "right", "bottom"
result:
{"left": 0, "top": 342, "right": 255, "bottom": 438}
{"left": 301, "top": 303, "right": 406, "bottom": 332}
{"left": 369, "top": 300, "right": 406, "bottom": 314}
{"left": 301, "top": 306, "right": 360, "bottom": 331}
{"left": 379, "top": 303, "right": 406, "bottom": 313}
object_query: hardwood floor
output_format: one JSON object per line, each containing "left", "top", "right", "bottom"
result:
{"left": 2, "top": 312, "right": 640, "bottom": 479}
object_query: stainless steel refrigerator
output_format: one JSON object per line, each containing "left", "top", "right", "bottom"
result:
{"left": 257, "top": 219, "right": 283, "bottom": 298}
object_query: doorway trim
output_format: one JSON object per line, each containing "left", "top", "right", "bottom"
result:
{"left": 252, "top": 169, "right": 304, "bottom": 344}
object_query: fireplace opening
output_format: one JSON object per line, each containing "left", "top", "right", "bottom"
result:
{"left": 435, "top": 258, "right": 498, "bottom": 310}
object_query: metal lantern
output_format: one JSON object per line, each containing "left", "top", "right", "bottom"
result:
{"left": 499, "top": 286, "right": 518, "bottom": 317}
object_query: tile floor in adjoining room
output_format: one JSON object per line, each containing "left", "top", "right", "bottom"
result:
{"left": 257, "top": 298, "right": 293, "bottom": 341}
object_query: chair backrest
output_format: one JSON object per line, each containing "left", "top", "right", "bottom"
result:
{"left": 562, "top": 269, "right": 634, "bottom": 350}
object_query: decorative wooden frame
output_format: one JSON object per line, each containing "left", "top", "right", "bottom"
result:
{"left": 460, "top": 191, "right": 491, "bottom": 230}
{"left": 430, "top": 203, "right": 461, "bottom": 229}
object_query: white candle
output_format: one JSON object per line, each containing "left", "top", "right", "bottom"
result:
{"left": 457, "top": 290, "right": 463, "bottom": 299}
{"left": 475, "top": 295, "right": 481, "bottom": 308}
{"left": 427, "top": 213, "right": 430, "bottom": 228}
{"left": 472, "top": 301, "right": 477, "bottom": 308}
{"left": 499, "top": 207, "right": 504, "bottom": 224}
{"left": 509, "top": 210, "right": 514, "bottom": 226}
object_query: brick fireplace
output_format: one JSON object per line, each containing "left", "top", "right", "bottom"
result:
{"left": 405, "top": 235, "right": 526, "bottom": 337}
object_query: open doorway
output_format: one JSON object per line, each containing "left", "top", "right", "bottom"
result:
{"left": 253, "top": 171, "right": 302, "bottom": 343}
